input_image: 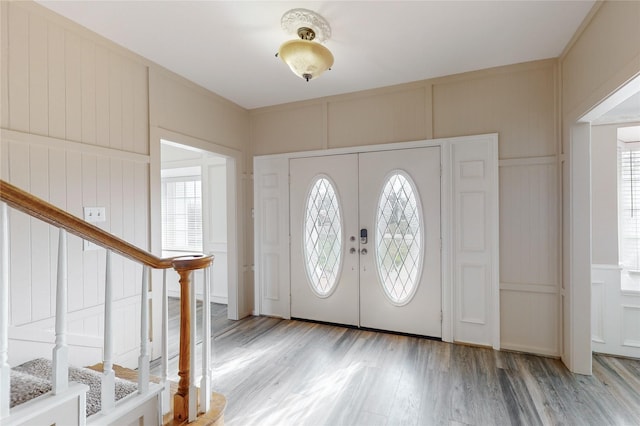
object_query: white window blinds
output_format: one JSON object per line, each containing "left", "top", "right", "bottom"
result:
{"left": 161, "top": 177, "right": 203, "bottom": 252}
{"left": 619, "top": 146, "right": 640, "bottom": 271}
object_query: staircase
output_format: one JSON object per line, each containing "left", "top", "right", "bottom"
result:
{"left": 0, "top": 179, "right": 226, "bottom": 425}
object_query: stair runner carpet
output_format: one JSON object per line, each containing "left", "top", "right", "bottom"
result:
{"left": 10, "top": 358, "right": 137, "bottom": 416}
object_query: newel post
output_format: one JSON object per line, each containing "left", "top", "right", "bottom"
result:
{"left": 172, "top": 255, "right": 213, "bottom": 424}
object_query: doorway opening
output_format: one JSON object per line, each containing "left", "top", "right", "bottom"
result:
{"left": 160, "top": 140, "right": 234, "bottom": 325}
{"left": 577, "top": 76, "right": 640, "bottom": 362}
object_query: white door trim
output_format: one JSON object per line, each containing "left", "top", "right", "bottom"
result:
{"left": 254, "top": 134, "right": 500, "bottom": 347}
{"left": 150, "top": 126, "right": 243, "bottom": 320}
{"left": 563, "top": 122, "right": 593, "bottom": 375}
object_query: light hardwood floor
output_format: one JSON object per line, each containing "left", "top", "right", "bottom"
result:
{"left": 156, "top": 311, "right": 640, "bottom": 426}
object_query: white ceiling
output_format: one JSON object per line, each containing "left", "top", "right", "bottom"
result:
{"left": 594, "top": 92, "right": 640, "bottom": 125}
{"left": 37, "top": 1, "right": 596, "bottom": 110}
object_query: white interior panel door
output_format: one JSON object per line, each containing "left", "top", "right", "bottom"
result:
{"left": 359, "top": 147, "right": 442, "bottom": 337}
{"left": 290, "top": 154, "right": 360, "bottom": 326}
{"left": 451, "top": 137, "right": 500, "bottom": 348}
{"left": 254, "top": 157, "right": 290, "bottom": 318}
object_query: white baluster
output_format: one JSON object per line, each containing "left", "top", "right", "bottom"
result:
{"left": 52, "top": 228, "right": 69, "bottom": 394}
{"left": 188, "top": 271, "right": 197, "bottom": 421}
{"left": 101, "top": 250, "right": 115, "bottom": 411}
{"left": 0, "top": 202, "right": 10, "bottom": 418}
{"left": 161, "top": 269, "right": 170, "bottom": 415}
{"left": 200, "top": 265, "right": 212, "bottom": 412}
{"left": 138, "top": 265, "right": 150, "bottom": 393}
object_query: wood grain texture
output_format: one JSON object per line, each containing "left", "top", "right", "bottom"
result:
{"left": 160, "top": 316, "right": 640, "bottom": 426}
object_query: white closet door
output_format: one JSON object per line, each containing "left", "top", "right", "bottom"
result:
{"left": 359, "top": 147, "right": 442, "bottom": 337}
{"left": 290, "top": 154, "right": 360, "bottom": 326}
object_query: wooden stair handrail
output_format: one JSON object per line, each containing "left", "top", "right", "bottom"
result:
{"left": 0, "top": 179, "right": 207, "bottom": 269}
{"left": 1, "top": 179, "right": 215, "bottom": 423}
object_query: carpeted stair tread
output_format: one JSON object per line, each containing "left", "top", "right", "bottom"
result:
{"left": 11, "top": 358, "right": 137, "bottom": 416}
{"left": 9, "top": 369, "right": 52, "bottom": 408}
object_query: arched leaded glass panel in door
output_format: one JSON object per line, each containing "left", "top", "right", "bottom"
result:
{"left": 375, "top": 171, "right": 423, "bottom": 305}
{"left": 303, "top": 176, "right": 343, "bottom": 297}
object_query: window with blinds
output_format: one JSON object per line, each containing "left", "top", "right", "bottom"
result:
{"left": 619, "top": 145, "right": 640, "bottom": 271}
{"left": 161, "top": 177, "right": 203, "bottom": 252}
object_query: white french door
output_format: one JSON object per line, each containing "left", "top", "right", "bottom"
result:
{"left": 359, "top": 148, "right": 441, "bottom": 336}
{"left": 290, "top": 147, "right": 441, "bottom": 337}
{"left": 290, "top": 154, "right": 359, "bottom": 326}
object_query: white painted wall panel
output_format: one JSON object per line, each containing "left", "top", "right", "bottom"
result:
{"left": 48, "top": 148, "right": 66, "bottom": 315}
{"left": 66, "top": 151, "right": 84, "bottom": 313}
{"left": 498, "top": 158, "right": 559, "bottom": 355}
{"left": 28, "top": 12, "right": 48, "bottom": 136}
{"left": 81, "top": 39, "right": 97, "bottom": 145}
{"left": 8, "top": 5, "right": 29, "bottom": 133}
{"left": 0, "top": 1, "right": 8, "bottom": 130}
{"left": 9, "top": 141, "right": 32, "bottom": 325}
{"left": 592, "top": 265, "right": 640, "bottom": 358}
{"left": 122, "top": 60, "right": 135, "bottom": 154}
{"left": 65, "top": 31, "right": 83, "bottom": 143}
{"left": 6, "top": 2, "right": 149, "bottom": 150}
{"left": 109, "top": 52, "right": 124, "bottom": 151}
{"left": 591, "top": 281, "right": 605, "bottom": 343}
{"left": 95, "top": 45, "right": 110, "bottom": 148}
{"left": 500, "top": 289, "right": 558, "bottom": 356}
{"left": 133, "top": 65, "right": 149, "bottom": 155}
{"left": 122, "top": 161, "right": 136, "bottom": 298}
{"left": 0, "top": 136, "right": 8, "bottom": 180}
{"left": 3, "top": 133, "right": 150, "bottom": 366}
{"left": 622, "top": 306, "right": 640, "bottom": 347}
{"left": 47, "top": 23, "right": 66, "bottom": 140}
{"left": 30, "top": 146, "right": 51, "bottom": 321}
{"left": 82, "top": 154, "right": 99, "bottom": 309}
{"left": 500, "top": 160, "right": 558, "bottom": 287}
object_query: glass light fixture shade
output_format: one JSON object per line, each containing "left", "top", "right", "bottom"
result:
{"left": 278, "top": 39, "right": 334, "bottom": 81}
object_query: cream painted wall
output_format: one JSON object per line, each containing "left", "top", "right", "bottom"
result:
{"left": 150, "top": 69, "right": 248, "bottom": 153}
{"left": 251, "top": 60, "right": 557, "bottom": 160}
{"left": 433, "top": 62, "right": 556, "bottom": 159}
{"left": 249, "top": 59, "right": 561, "bottom": 356}
{"left": 561, "top": 1, "right": 640, "bottom": 122}
{"left": 1, "top": 1, "right": 251, "bottom": 365}
{"left": 560, "top": 0, "right": 640, "bottom": 374}
{"left": 590, "top": 124, "right": 625, "bottom": 266}
{"left": 1, "top": 1, "right": 152, "bottom": 368}
{"left": 4, "top": 0, "right": 638, "bottom": 365}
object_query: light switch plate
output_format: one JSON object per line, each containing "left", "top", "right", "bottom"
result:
{"left": 83, "top": 207, "right": 106, "bottom": 250}
{"left": 83, "top": 207, "right": 106, "bottom": 223}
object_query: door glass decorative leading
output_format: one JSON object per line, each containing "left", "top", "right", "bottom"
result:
{"left": 375, "top": 171, "right": 423, "bottom": 305}
{"left": 304, "top": 176, "right": 343, "bottom": 297}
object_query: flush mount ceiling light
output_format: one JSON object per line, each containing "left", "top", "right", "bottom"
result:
{"left": 277, "top": 8, "right": 334, "bottom": 82}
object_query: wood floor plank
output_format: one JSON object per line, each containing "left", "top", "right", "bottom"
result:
{"left": 153, "top": 312, "right": 640, "bottom": 426}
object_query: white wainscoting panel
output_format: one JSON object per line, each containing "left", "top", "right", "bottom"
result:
{"left": 2, "top": 1, "right": 152, "bottom": 369}
{"left": 500, "top": 286, "right": 558, "bottom": 356}
{"left": 2, "top": 134, "right": 149, "bottom": 367}
{"left": 592, "top": 264, "right": 640, "bottom": 358}
{"left": 591, "top": 281, "right": 606, "bottom": 343}
{"left": 622, "top": 305, "right": 640, "bottom": 348}
{"left": 4, "top": 1, "right": 149, "bottom": 153}
{"left": 499, "top": 157, "right": 559, "bottom": 356}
